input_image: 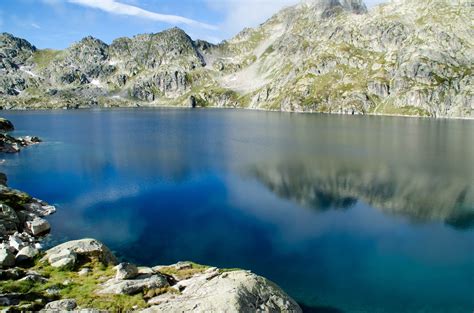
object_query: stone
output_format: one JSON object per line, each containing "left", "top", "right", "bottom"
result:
{"left": 25, "top": 217, "right": 51, "bottom": 236}
{"left": 115, "top": 262, "right": 139, "bottom": 280}
{"left": 138, "top": 266, "right": 154, "bottom": 275}
{"left": 45, "top": 286, "right": 61, "bottom": 296}
{"left": 78, "top": 267, "right": 91, "bottom": 276}
{"left": 23, "top": 201, "right": 56, "bottom": 217}
{"left": 19, "top": 273, "right": 48, "bottom": 283}
{"left": 98, "top": 273, "right": 169, "bottom": 295}
{"left": 0, "top": 267, "right": 25, "bottom": 280}
{"left": 0, "top": 204, "right": 20, "bottom": 233}
{"left": 48, "top": 248, "right": 77, "bottom": 269}
{"left": 9, "top": 234, "right": 25, "bottom": 251}
{"left": 140, "top": 270, "right": 302, "bottom": 313}
{"left": 0, "top": 247, "right": 15, "bottom": 268}
{"left": 44, "top": 299, "right": 77, "bottom": 310}
{"left": 0, "top": 118, "right": 14, "bottom": 132}
{"left": 15, "top": 245, "right": 39, "bottom": 262}
{"left": 44, "top": 239, "right": 117, "bottom": 265}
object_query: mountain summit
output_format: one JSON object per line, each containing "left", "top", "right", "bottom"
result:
{"left": 0, "top": 0, "right": 472, "bottom": 118}
{"left": 299, "top": 0, "right": 368, "bottom": 15}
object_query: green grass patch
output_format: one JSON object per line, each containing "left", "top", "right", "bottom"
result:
{"left": 157, "top": 262, "right": 209, "bottom": 280}
{"left": 32, "top": 49, "right": 62, "bottom": 70}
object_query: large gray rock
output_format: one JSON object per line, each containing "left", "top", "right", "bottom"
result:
{"left": 44, "top": 238, "right": 117, "bottom": 265}
{"left": 115, "top": 262, "right": 139, "bottom": 280}
{"left": 25, "top": 217, "right": 51, "bottom": 235}
{"left": 0, "top": 203, "right": 20, "bottom": 233}
{"left": 0, "top": 247, "right": 15, "bottom": 268}
{"left": 15, "top": 245, "right": 39, "bottom": 262}
{"left": 44, "top": 299, "right": 77, "bottom": 310}
{"left": 48, "top": 248, "right": 77, "bottom": 269}
{"left": 99, "top": 273, "right": 169, "bottom": 295}
{"left": 142, "top": 270, "right": 302, "bottom": 312}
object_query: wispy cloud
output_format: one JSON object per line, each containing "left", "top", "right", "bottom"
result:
{"left": 205, "top": 0, "right": 298, "bottom": 37}
{"left": 67, "top": 0, "right": 217, "bottom": 30}
{"left": 31, "top": 22, "right": 41, "bottom": 29}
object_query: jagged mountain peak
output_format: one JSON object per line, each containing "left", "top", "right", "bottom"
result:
{"left": 299, "top": 0, "right": 367, "bottom": 15}
{"left": 0, "top": 0, "right": 472, "bottom": 118}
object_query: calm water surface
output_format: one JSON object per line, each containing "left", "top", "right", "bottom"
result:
{"left": 1, "top": 109, "right": 473, "bottom": 313}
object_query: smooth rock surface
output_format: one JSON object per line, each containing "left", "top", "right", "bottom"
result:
{"left": 44, "top": 238, "right": 117, "bottom": 265}
{"left": 15, "top": 245, "right": 39, "bottom": 262}
{"left": 99, "top": 273, "right": 169, "bottom": 295}
{"left": 48, "top": 248, "right": 77, "bottom": 268}
{"left": 44, "top": 299, "right": 77, "bottom": 310}
{"left": 25, "top": 217, "right": 51, "bottom": 235}
{"left": 115, "top": 262, "right": 139, "bottom": 280}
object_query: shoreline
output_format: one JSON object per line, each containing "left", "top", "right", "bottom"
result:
{"left": 2, "top": 104, "right": 474, "bottom": 121}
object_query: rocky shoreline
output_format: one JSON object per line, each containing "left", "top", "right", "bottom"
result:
{"left": 0, "top": 118, "right": 41, "bottom": 153}
{"left": 0, "top": 118, "right": 302, "bottom": 312}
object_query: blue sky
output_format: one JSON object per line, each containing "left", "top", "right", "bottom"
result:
{"left": 0, "top": 0, "right": 386, "bottom": 49}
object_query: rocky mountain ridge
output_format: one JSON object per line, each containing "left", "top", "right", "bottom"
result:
{"left": 0, "top": 0, "right": 472, "bottom": 118}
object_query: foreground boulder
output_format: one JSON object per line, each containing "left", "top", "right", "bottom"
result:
{"left": 142, "top": 269, "right": 302, "bottom": 312}
{"left": 43, "top": 299, "right": 77, "bottom": 310}
{"left": 43, "top": 238, "right": 118, "bottom": 266}
{"left": 99, "top": 273, "right": 169, "bottom": 295}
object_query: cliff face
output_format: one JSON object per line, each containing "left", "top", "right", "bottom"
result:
{"left": 0, "top": 0, "right": 473, "bottom": 118}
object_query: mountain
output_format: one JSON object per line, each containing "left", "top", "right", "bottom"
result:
{"left": 0, "top": 0, "right": 472, "bottom": 117}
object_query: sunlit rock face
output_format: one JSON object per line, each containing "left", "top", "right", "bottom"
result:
{"left": 0, "top": 0, "right": 473, "bottom": 117}
{"left": 250, "top": 159, "right": 474, "bottom": 230}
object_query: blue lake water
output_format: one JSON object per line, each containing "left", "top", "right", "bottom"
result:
{"left": 1, "top": 108, "right": 473, "bottom": 313}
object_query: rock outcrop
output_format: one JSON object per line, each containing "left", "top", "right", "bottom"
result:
{"left": 1, "top": 237, "right": 302, "bottom": 312}
{"left": 0, "top": 0, "right": 472, "bottom": 118}
{"left": 0, "top": 117, "right": 41, "bottom": 153}
{"left": 43, "top": 238, "right": 118, "bottom": 267}
{"left": 142, "top": 268, "right": 302, "bottom": 312}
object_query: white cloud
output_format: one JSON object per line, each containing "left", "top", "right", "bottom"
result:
{"left": 206, "top": 0, "right": 387, "bottom": 38}
{"left": 206, "top": 0, "right": 299, "bottom": 37}
{"left": 31, "top": 22, "right": 41, "bottom": 29}
{"left": 67, "top": 0, "right": 217, "bottom": 30}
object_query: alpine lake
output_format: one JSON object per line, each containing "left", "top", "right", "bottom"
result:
{"left": 2, "top": 108, "right": 473, "bottom": 313}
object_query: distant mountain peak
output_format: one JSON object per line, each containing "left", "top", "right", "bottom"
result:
{"left": 299, "top": 0, "right": 368, "bottom": 15}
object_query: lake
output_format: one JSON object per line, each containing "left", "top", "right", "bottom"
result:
{"left": 1, "top": 108, "right": 473, "bottom": 313}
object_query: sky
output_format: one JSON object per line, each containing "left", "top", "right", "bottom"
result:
{"left": 0, "top": 0, "right": 386, "bottom": 49}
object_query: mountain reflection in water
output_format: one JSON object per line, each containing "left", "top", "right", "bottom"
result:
{"left": 250, "top": 158, "right": 474, "bottom": 229}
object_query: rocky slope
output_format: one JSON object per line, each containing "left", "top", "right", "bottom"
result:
{"left": 0, "top": 0, "right": 473, "bottom": 118}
